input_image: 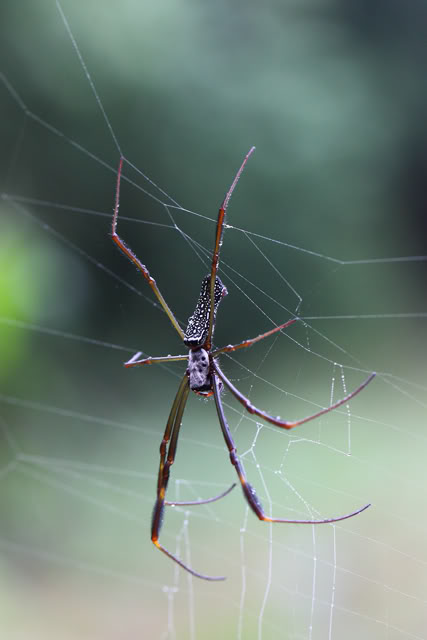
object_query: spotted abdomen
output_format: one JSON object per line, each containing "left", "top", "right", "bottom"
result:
{"left": 184, "top": 275, "right": 227, "bottom": 347}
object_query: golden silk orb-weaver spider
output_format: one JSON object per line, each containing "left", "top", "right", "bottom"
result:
{"left": 112, "top": 147, "right": 376, "bottom": 581}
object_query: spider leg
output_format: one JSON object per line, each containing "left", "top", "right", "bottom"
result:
{"left": 124, "top": 352, "right": 188, "bottom": 368}
{"left": 212, "top": 318, "right": 297, "bottom": 357}
{"left": 213, "top": 360, "right": 376, "bottom": 430}
{"left": 212, "top": 374, "right": 370, "bottom": 524}
{"left": 112, "top": 157, "right": 184, "bottom": 340}
{"left": 165, "top": 482, "right": 236, "bottom": 506}
{"left": 206, "top": 147, "right": 256, "bottom": 349}
{"left": 151, "top": 374, "right": 226, "bottom": 581}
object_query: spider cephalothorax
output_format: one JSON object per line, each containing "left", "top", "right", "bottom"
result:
{"left": 187, "top": 347, "right": 211, "bottom": 393}
{"left": 112, "top": 147, "right": 376, "bottom": 581}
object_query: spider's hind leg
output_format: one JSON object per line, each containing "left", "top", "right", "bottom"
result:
{"left": 111, "top": 156, "right": 184, "bottom": 340}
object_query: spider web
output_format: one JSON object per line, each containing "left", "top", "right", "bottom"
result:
{"left": 1, "top": 1, "right": 427, "bottom": 639}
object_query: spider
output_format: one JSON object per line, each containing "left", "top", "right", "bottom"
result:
{"left": 112, "top": 147, "right": 375, "bottom": 581}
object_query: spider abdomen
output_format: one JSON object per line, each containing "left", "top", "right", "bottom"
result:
{"left": 184, "top": 275, "right": 227, "bottom": 348}
{"left": 187, "top": 348, "right": 211, "bottom": 392}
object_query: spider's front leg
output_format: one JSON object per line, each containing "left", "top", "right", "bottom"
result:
{"left": 151, "top": 374, "right": 229, "bottom": 581}
{"left": 213, "top": 359, "right": 375, "bottom": 430}
{"left": 212, "top": 374, "right": 370, "bottom": 525}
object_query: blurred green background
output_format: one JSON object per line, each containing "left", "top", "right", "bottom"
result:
{"left": 1, "top": 1, "right": 426, "bottom": 638}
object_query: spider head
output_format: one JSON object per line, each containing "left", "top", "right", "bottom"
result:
{"left": 187, "top": 348, "right": 224, "bottom": 396}
{"left": 183, "top": 275, "right": 227, "bottom": 348}
{"left": 187, "top": 348, "right": 211, "bottom": 393}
